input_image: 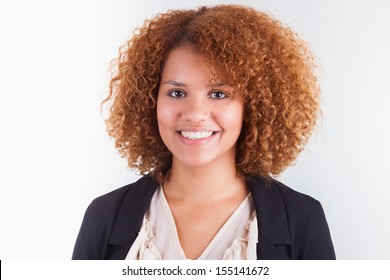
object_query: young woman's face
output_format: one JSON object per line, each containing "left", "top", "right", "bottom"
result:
{"left": 157, "top": 46, "right": 244, "bottom": 169}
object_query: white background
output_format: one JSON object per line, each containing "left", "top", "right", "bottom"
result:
{"left": 0, "top": 0, "right": 389, "bottom": 259}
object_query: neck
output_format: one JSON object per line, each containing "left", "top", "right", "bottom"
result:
{"left": 162, "top": 157, "right": 247, "bottom": 204}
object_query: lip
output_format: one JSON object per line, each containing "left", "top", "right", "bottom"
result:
{"left": 176, "top": 127, "right": 217, "bottom": 132}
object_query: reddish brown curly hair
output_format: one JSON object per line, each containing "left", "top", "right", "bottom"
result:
{"left": 103, "top": 4, "right": 320, "bottom": 183}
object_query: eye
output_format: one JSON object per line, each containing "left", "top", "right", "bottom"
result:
{"left": 168, "top": 90, "right": 185, "bottom": 98}
{"left": 209, "top": 91, "right": 227, "bottom": 99}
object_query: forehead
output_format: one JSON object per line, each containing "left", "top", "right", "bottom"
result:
{"left": 161, "top": 46, "right": 223, "bottom": 85}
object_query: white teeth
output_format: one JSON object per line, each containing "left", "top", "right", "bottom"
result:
{"left": 180, "top": 131, "right": 213, "bottom": 140}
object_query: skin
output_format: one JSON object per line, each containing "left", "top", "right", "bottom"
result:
{"left": 157, "top": 45, "right": 249, "bottom": 259}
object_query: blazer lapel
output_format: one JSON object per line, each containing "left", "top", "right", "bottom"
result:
{"left": 108, "top": 176, "right": 159, "bottom": 259}
{"left": 248, "top": 177, "right": 292, "bottom": 259}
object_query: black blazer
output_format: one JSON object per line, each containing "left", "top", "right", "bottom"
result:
{"left": 72, "top": 176, "right": 336, "bottom": 260}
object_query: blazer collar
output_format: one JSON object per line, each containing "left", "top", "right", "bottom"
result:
{"left": 108, "top": 176, "right": 291, "bottom": 248}
{"left": 109, "top": 176, "right": 158, "bottom": 246}
{"left": 248, "top": 176, "right": 291, "bottom": 245}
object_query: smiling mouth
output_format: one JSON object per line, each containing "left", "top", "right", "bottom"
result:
{"left": 179, "top": 131, "right": 215, "bottom": 140}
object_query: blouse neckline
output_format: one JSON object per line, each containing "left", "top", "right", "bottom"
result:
{"left": 158, "top": 186, "right": 253, "bottom": 260}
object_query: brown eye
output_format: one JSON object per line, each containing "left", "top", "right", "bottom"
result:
{"left": 168, "top": 90, "right": 185, "bottom": 98}
{"left": 210, "top": 91, "right": 227, "bottom": 99}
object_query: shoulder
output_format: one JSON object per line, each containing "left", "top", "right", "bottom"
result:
{"left": 82, "top": 175, "right": 157, "bottom": 239}
{"left": 87, "top": 175, "right": 156, "bottom": 215}
{"left": 72, "top": 176, "right": 157, "bottom": 259}
{"left": 272, "top": 179, "right": 335, "bottom": 259}
{"left": 249, "top": 176, "right": 335, "bottom": 259}
{"left": 273, "top": 179, "right": 322, "bottom": 212}
{"left": 263, "top": 178, "right": 327, "bottom": 231}
{"left": 249, "top": 176, "right": 322, "bottom": 216}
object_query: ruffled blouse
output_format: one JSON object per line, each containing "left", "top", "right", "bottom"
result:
{"left": 126, "top": 186, "right": 258, "bottom": 260}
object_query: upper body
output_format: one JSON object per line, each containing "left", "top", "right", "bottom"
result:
{"left": 72, "top": 176, "right": 336, "bottom": 260}
{"left": 74, "top": 5, "right": 334, "bottom": 260}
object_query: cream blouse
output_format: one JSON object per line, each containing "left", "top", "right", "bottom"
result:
{"left": 126, "top": 186, "right": 258, "bottom": 260}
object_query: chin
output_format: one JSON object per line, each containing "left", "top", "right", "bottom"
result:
{"left": 174, "top": 155, "right": 216, "bottom": 168}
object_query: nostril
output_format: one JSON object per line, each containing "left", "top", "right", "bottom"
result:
{"left": 183, "top": 110, "right": 210, "bottom": 123}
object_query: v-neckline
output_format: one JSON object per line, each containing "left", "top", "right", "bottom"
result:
{"left": 158, "top": 186, "right": 252, "bottom": 259}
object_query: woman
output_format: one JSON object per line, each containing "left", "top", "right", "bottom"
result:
{"left": 73, "top": 4, "right": 335, "bottom": 260}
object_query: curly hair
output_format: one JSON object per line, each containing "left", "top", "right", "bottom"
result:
{"left": 103, "top": 4, "right": 320, "bottom": 183}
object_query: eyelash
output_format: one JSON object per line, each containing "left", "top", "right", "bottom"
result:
{"left": 168, "top": 90, "right": 185, "bottom": 98}
{"left": 210, "top": 91, "right": 227, "bottom": 99}
{"left": 167, "top": 90, "right": 228, "bottom": 99}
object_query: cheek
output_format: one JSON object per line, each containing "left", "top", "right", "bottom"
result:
{"left": 220, "top": 103, "right": 244, "bottom": 132}
{"left": 157, "top": 100, "right": 176, "bottom": 128}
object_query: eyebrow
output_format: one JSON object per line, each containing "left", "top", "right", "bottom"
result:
{"left": 162, "top": 80, "right": 187, "bottom": 87}
{"left": 161, "top": 80, "right": 228, "bottom": 87}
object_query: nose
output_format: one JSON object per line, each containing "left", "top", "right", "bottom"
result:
{"left": 182, "top": 96, "right": 210, "bottom": 123}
